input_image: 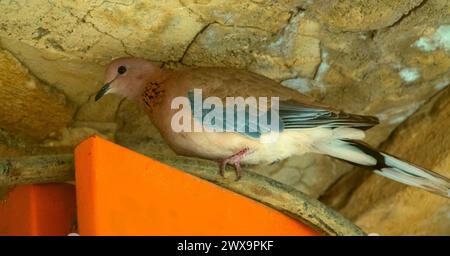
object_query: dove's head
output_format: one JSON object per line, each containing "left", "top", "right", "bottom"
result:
{"left": 95, "top": 57, "right": 163, "bottom": 101}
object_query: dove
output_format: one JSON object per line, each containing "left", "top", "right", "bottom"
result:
{"left": 95, "top": 57, "right": 450, "bottom": 198}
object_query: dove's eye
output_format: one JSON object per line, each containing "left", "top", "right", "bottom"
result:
{"left": 117, "top": 66, "right": 127, "bottom": 74}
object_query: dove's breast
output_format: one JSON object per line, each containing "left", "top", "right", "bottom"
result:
{"left": 158, "top": 125, "right": 318, "bottom": 166}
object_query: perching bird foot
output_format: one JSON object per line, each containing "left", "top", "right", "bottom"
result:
{"left": 219, "top": 148, "right": 250, "bottom": 181}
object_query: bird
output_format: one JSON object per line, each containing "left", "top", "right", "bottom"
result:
{"left": 95, "top": 57, "right": 450, "bottom": 198}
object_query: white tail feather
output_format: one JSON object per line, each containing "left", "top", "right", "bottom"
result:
{"left": 376, "top": 154, "right": 450, "bottom": 198}
{"left": 315, "top": 140, "right": 377, "bottom": 166}
{"left": 316, "top": 139, "right": 450, "bottom": 198}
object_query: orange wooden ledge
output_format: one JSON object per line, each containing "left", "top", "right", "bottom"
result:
{"left": 0, "top": 184, "right": 76, "bottom": 236}
{"left": 75, "top": 136, "right": 318, "bottom": 236}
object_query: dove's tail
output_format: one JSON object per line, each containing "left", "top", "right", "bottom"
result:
{"left": 315, "top": 139, "right": 450, "bottom": 198}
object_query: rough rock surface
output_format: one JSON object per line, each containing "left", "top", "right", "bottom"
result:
{"left": 311, "top": 0, "right": 425, "bottom": 32}
{"left": 0, "top": 50, "right": 73, "bottom": 141}
{"left": 0, "top": 0, "right": 449, "bottom": 204}
{"left": 323, "top": 86, "right": 450, "bottom": 235}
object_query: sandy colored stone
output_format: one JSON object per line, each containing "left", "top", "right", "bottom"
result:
{"left": 43, "top": 125, "right": 114, "bottom": 148}
{"left": 179, "top": 0, "right": 307, "bottom": 33}
{"left": 272, "top": 13, "right": 322, "bottom": 79}
{"left": 0, "top": 50, "right": 74, "bottom": 141}
{"left": 184, "top": 12, "right": 322, "bottom": 80}
{"left": 0, "top": 38, "right": 107, "bottom": 105}
{"left": 114, "top": 100, "right": 177, "bottom": 158}
{"left": 75, "top": 97, "right": 123, "bottom": 122}
{"left": 285, "top": 35, "right": 321, "bottom": 77}
{"left": 86, "top": 1, "right": 204, "bottom": 61}
{"left": 311, "top": 0, "right": 424, "bottom": 32}
{"left": 183, "top": 24, "right": 272, "bottom": 68}
{"left": 0, "top": 1, "right": 204, "bottom": 61}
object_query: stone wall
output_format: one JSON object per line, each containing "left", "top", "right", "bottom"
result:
{"left": 0, "top": 0, "right": 449, "bottom": 233}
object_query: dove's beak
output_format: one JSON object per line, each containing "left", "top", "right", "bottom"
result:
{"left": 95, "top": 82, "right": 111, "bottom": 102}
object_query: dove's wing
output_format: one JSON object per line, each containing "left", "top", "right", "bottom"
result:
{"left": 187, "top": 90, "right": 378, "bottom": 139}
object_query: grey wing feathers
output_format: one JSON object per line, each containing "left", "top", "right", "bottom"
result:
{"left": 187, "top": 90, "right": 282, "bottom": 139}
{"left": 187, "top": 91, "right": 379, "bottom": 140}
{"left": 279, "top": 102, "right": 379, "bottom": 130}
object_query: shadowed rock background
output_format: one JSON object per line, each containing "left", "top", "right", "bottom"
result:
{"left": 0, "top": 0, "right": 449, "bottom": 235}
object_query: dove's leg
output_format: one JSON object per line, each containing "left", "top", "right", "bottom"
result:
{"left": 219, "top": 148, "right": 250, "bottom": 181}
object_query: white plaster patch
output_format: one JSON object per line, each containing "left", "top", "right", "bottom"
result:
{"left": 212, "top": 10, "right": 234, "bottom": 24}
{"left": 399, "top": 68, "right": 420, "bottom": 83}
{"left": 281, "top": 77, "right": 312, "bottom": 93}
{"left": 269, "top": 11, "right": 303, "bottom": 55}
{"left": 267, "top": 11, "right": 302, "bottom": 57}
{"left": 315, "top": 50, "right": 329, "bottom": 82}
{"left": 377, "top": 101, "right": 423, "bottom": 124}
{"left": 359, "top": 32, "right": 369, "bottom": 40}
{"left": 435, "top": 79, "right": 450, "bottom": 91}
{"left": 388, "top": 106, "right": 420, "bottom": 124}
{"left": 412, "top": 25, "right": 450, "bottom": 52}
{"left": 268, "top": 36, "right": 285, "bottom": 50}
{"left": 413, "top": 37, "right": 437, "bottom": 52}
{"left": 433, "top": 25, "right": 450, "bottom": 51}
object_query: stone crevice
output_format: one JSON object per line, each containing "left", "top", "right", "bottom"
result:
{"left": 81, "top": 10, "right": 132, "bottom": 56}
{"left": 178, "top": 0, "right": 273, "bottom": 33}
{"left": 46, "top": 0, "right": 132, "bottom": 56}
{"left": 385, "top": 0, "right": 427, "bottom": 29}
{"left": 178, "top": 22, "right": 217, "bottom": 64}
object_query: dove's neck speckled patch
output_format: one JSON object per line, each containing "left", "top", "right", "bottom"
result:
{"left": 141, "top": 82, "right": 165, "bottom": 113}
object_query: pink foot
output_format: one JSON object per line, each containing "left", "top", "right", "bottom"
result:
{"left": 219, "top": 148, "right": 250, "bottom": 181}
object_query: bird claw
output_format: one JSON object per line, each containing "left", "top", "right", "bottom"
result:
{"left": 219, "top": 161, "right": 226, "bottom": 178}
{"left": 234, "top": 162, "right": 242, "bottom": 181}
{"left": 218, "top": 148, "right": 249, "bottom": 181}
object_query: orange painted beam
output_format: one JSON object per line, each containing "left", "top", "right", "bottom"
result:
{"left": 0, "top": 184, "right": 76, "bottom": 236}
{"left": 75, "top": 136, "right": 318, "bottom": 236}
